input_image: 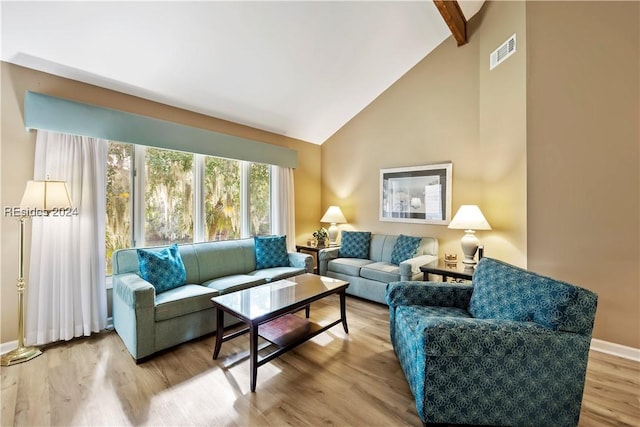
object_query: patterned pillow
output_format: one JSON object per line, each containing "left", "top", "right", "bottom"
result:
{"left": 339, "top": 231, "right": 371, "bottom": 259}
{"left": 137, "top": 243, "right": 186, "bottom": 294}
{"left": 390, "top": 234, "right": 422, "bottom": 265}
{"left": 255, "top": 235, "right": 290, "bottom": 269}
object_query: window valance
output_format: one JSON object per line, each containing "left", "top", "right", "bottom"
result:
{"left": 24, "top": 91, "right": 298, "bottom": 168}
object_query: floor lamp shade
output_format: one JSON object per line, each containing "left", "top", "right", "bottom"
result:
{"left": 1, "top": 180, "right": 73, "bottom": 366}
{"left": 320, "top": 206, "right": 347, "bottom": 246}
{"left": 448, "top": 205, "right": 491, "bottom": 265}
{"left": 20, "top": 180, "right": 73, "bottom": 211}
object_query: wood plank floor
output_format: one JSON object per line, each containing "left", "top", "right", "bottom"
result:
{"left": 2, "top": 295, "right": 638, "bottom": 426}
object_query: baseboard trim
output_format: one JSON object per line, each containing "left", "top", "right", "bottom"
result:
{"left": 591, "top": 338, "right": 640, "bottom": 362}
{"left": 0, "top": 340, "right": 18, "bottom": 355}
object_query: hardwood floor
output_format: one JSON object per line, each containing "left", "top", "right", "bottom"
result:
{"left": 2, "top": 295, "right": 638, "bottom": 426}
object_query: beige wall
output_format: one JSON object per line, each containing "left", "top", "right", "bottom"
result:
{"left": 322, "top": 0, "right": 639, "bottom": 348}
{"left": 0, "top": 63, "right": 321, "bottom": 343}
{"left": 321, "top": 1, "right": 527, "bottom": 266}
{"left": 526, "top": 1, "right": 639, "bottom": 348}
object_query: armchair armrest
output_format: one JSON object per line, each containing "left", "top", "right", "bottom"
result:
{"left": 399, "top": 254, "right": 438, "bottom": 280}
{"left": 288, "top": 251, "right": 314, "bottom": 273}
{"left": 318, "top": 247, "right": 340, "bottom": 275}
{"left": 420, "top": 318, "right": 583, "bottom": 357}
{"left": 386, "top": 281, "right": 473, "bottom": 310}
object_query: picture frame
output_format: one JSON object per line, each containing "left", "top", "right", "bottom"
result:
{"left": 379, "top": 162, "right": 452, "bottom": 225}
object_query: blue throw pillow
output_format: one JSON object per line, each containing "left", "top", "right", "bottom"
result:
{"left": 339, "top": 231, "right": 371, "bottom": 259}
{"left": 137, "top": 243, "right": 186, "bottom": 294}
{"left": 255, "top": 235, "right": 290, "bottom": 269}
{"left": 390, "top": 234, "right": 422, "bottom": 265}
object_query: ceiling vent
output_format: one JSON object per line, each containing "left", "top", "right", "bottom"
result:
{"left": 490, "top": 34, "right": 516, "bottom": 70}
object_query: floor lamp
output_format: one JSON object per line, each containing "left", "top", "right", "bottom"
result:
{"left": 1, "top": 180, "right": 73, "bottom": 366}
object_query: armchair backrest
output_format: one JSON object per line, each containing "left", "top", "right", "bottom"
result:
{"left": 469, "top": 258, "right": 597, "bottom": 335}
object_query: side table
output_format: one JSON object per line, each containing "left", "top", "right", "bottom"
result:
{"left": 420, "top": 260, "right": 475, "bottom": 283}
{"left": 296, "top": 245, "right": 338, "bottom": 274}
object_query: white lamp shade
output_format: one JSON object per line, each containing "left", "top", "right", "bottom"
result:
{"left": 20, "top": 180, "right": 73, "bottom": 210}
{"left": 320, "top": 206, "right": 347, "bottom": 224}
{"left": 448, "top": 205, "right": 491, "bottom": 230}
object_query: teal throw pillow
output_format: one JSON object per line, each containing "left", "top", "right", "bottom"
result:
{"left": 137, "top": 243, "right": 186, "bottom": 294}
{"left": 339, "top": 231, "right": 371, "bottom": 259}
{"left": 390, "top": 234, "right": 422, "bottom": 265}
{"left": 255, "top": 235, "right": 290, "bottom": 269}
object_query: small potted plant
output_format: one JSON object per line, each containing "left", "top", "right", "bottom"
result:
{"left": 313, "top": 227, "right": 328, "bottom": 247}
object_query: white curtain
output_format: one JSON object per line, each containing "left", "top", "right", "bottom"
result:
{"left": 272, "top": 166, "right": 296, "bottom": 251}
{"left": 26, "top": 130, "right": 108, "bottom": 345}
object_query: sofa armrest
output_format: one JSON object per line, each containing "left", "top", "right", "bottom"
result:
{"left": 113, "top": 272, "right": 155, "bottom": 308}
{"left": 386, "top": 281, "right": 473, "bottom": 310}
{"left": 399, "top": 254, "right": 438, "bottom": 280}
{"left": 288, "top": 251, "right": 314, "bottom": 273}
{"left": 112, "top": 272, "right": 156, "bottom": 361}
{"left": 318, "top": 247, "right": 340, "bottom": 275}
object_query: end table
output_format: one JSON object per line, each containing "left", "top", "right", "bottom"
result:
{"left": 420, "top": 260, "right": 475, "bottom": 283}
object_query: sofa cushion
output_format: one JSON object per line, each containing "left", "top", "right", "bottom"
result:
{"left": 328, "top": 258, "right": 374, "bottom": 277}
{"left": 203, "top": 274, "right": 267, "bottom": 294}
{"left": 137, "top": 243, "right": 186, "bottom": 294}
{"left": 469, "top": 258, "right": 580, "bottom": 331}
{"left": 155, "top": 284, "right": 219, "bottom": 321}
{"left": 339, "top": 231, "right": 371, "bottom": 258}
{"left": 249, "top": 266, "right": 307, "bottom": 282}
{"left": 360, "top": 262, "right": 401, "bottom": 283}
{"left": 254, "top": 235, "right": 289, "bottom": 269}
{"left": 390, "top": 234, "right": 422, "bottom": 265}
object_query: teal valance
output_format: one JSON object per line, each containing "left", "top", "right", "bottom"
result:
{"left": 24, "top": 91, "right": 297, "bottom": 168}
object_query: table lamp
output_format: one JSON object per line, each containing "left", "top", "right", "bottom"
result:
{"left": 320, "top": 206, "right": 347, "bottom": 246}
{"left": 448, "top": 205, "right": 491, "bottom": 265}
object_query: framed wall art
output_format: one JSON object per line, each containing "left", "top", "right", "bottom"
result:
{"left": 379, "top": 162, "right": 452, "bottom": 225}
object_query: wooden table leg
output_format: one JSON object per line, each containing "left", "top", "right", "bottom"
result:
{"left": 249, "top": 323, "right": 259, "bottom": 392}
{"left": 340, "top": 290, "right": 349, "bottom": 334}
{"left": 212, "top": 307, "right": 225, "bottom": 359}
{"left": 305, "top": 304, "right": 310, "bottom": 318}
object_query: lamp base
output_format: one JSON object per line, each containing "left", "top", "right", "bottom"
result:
{"left": 327, "top": 223, "right": 339, "bottom": 246}
{"left": 0, "top": 345, "right": 42, "bottom": 366}
{"left": 460, "top": 230, "right": 480, "bottom": 265}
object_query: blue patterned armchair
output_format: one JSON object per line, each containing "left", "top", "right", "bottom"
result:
{"left": 386, "top": 257, "right": 597, "bottom": 427}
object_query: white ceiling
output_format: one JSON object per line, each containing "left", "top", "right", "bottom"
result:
{"left": 1, "top": 1, "right": 484, "bottom": 145}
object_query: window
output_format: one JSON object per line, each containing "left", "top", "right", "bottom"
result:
{"left": 144, "top": 148, "right": 194, "bottom": 246}
{"left": 204, "top": 156, "right": 240, "bottom": 240}
{"left": 105, "top": 142, "right": 273, "bottom": 275}
{"left": 106, "top": 142, "right": 132, "bottom": 275}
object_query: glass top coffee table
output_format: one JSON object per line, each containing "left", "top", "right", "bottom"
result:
{"left": 210, "top": 273, "right": 349, "bottom": 391}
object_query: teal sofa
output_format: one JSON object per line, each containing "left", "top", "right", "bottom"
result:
{"left": 319, "top": 233, "right": 438, "bottom": 304}
{"left": 386, "top": 257, "right": 598, "bottom": 426}
{"left": 112, "top": 238, "right": 313, "bottom": 361}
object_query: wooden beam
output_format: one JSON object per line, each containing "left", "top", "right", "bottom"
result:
{"left": 433, "top": 0, "right": 468, "bottom": 46}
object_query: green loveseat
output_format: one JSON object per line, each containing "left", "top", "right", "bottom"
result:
{"left": 112, "top": 238, "right": 313, "bottom": 361}
{"left": 318, "top": 232, "right": 438, "bottom": 304}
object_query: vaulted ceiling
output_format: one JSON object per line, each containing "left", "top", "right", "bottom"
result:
{"left": 1, "top": 1, "right": 484, "bottom": 145}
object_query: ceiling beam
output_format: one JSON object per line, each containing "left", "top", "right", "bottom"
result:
{"left": 433, "top": 0, "right": 468, "bottom": 46}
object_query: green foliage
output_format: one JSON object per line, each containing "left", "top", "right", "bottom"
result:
{"left": 145, "top": 148, "right": 193, "bottom": 245}
{"left": 313, "top": 227, "right": 328, "bottom": 242}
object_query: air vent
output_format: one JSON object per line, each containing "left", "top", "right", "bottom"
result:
{"left": 490, "top": 34, "right": 516, "bottom": 70}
